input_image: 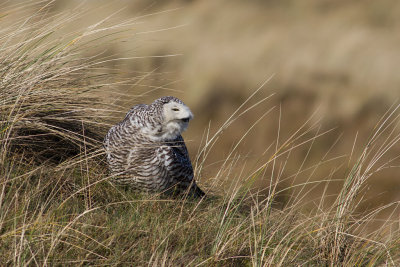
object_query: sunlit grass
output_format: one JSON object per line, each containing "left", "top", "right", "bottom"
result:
{"left": 1, "top": 2, "right": 399, "bottom": 266}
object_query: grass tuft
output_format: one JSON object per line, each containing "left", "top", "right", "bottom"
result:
{"left": 0, "top": 2, "right": 399, "bottom": 266}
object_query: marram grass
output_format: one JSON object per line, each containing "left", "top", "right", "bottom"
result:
{"left": 1, "top": 2, "right": 400, "bottom": 266}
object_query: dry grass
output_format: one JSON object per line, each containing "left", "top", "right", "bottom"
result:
{"left": 1, "top": 2, "right": 400, "bottom": 266}
{"left": 5, "top": 0, "right": 400, "bottom": 210}
{"left": 43, "top": 0, "right": 400, "bottom": 210}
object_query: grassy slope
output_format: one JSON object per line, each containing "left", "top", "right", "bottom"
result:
{"left": 1, "top": 2, "right": 399, "bottom": 266}
{"left": 2, "top": 155, "right": 398, "bottom": 266}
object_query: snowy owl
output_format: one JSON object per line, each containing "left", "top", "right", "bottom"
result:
{"left": 104, "top": 96, "right": 205, "bottom": 197}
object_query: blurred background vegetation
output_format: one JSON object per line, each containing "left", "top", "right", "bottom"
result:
{"left": 4, "top": 0, "right": 399, "bottom": 222}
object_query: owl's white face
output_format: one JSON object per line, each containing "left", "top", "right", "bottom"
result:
{"left": 161, "top": 101, "right": 193, "bottom": 140}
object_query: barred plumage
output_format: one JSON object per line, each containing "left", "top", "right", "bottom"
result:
{"left": 104, "top": 96, "right": 205, "bottom": 197}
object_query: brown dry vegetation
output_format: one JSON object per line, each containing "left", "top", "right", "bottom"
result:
{"left": 1, "top": 0, "right": 400, "bottom": 266}
{"left": 19, "top": 0, "right": 400, "bottom": 207}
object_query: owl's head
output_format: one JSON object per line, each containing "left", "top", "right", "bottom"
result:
{"left": 154, "top": 96, "right": 193, "bottom": 140}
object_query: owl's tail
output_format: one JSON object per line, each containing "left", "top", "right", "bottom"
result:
{"left": 189, "top": 183, "right": 205, "bottom": 198}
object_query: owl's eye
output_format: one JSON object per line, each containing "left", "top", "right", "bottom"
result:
{"left": 172, "top": 108, "right": 180, "bottom": 111}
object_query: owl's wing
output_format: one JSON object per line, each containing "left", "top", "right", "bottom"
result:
{"left": 124, "top": 103, "right": 147, "bottom": 119}
{"left": 104, "top": 104, "right": 148, "bottom": 174}
{"left": 156, "top": 135, "right": 194, "bottom": 183}
{"left": 104, "top": 104, "right": 147, "bottom": 145}
{"left": 171, "top": 135, "right": 194, "bottom": 181}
